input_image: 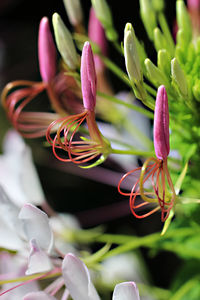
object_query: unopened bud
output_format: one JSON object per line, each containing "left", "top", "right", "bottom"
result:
{"left": 157, "top": 49, "right": 171, "bottom": 77}
{"left": 145, "top": 58, "right": 169, "bottom": 87}
{"left": 88, "top": 7, "right": 107, "bottom": 72}
{"left": 153, "top": 27, "right": 167, "bottom": 52}
{"left": 81, "top": 42, "right": 97, "bottom": 111}
{"left": 52, "top": 13, "right": 79, "bottom": 70}
{"left": 140, "top": 0, "right": 157, "bottom": 41}
{"left": 171, "top": 58, "right": 188, "bottom": 97}
{"left": 187, "top": 0, "right": 200, "bottom": 10}
{"left": 91, "top": 0, "right": 118, "bottom": 42}
{"left": 124, "top": 23, "right": 142, "bottom": 83}
{"left": 63, "top": 0, "right": 83, "bottom": 26}
{"left": 38, "top": 17, "right": 57, "bottom": 83}
{"left": 152, "top": 0, "right": 165, "bottom": 12}
{"left": 176, "top": 0, "right": 192, "bottom": 44}
{"left": 154, "top": 85, "right": 170, "bottom": 160}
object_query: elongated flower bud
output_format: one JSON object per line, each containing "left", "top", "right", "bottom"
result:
{"left": 81, "top": 42, "right": 97, "bottom": 111}
{"left": 124, "top": 23, "right": 142, "bottom": 83}
{"left": 91, "top": 0, "right": 118, "bottom": 42}
{"left": 88, "top": 7, "right": 107, "bottom": 72}
{"left": 152, "top": 0, "right": 165, "bottom": 12}
{"left": 176, "top": 0, "right": 192, "bottom": 44}
{"left": 153, "top": 27, "right": 167, "bottom": 52}
{"left": 157, "top": 49, "right": 171, "bottom": 77}
{"left": 140, "top": 0, "right": 157, "bottom": 41}
{"left": 187, "top": 0, "right": 200, "bottom": 10}
{"left": 38, "top": 17, "right": 57, "bottom": 83}
{"left": 154, "top": 85, "right": 170, "bottom": 160}
{"left": 171, "top": 58, "right": 188, "bottom": 97}
{"left": 63, "top": 0, "right": 83, "bottom": 26}
{"left": 145, "top": 58, "right": 169, "bottom": 87}
{"left": 52, "top": 13, "right": 79, "bottom": 70}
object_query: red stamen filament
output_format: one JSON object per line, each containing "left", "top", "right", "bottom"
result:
{"left": 46, "top": 111, "right": 103, "bottom": 165}
{"left": 118, "top": 158, "right": 176, "bottom": 221}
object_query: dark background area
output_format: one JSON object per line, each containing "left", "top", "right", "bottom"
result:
{"left": 0, "top": 0, "right": 180, "bottom": 291}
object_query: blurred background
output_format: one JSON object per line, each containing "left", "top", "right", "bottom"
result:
{"left": 0, "top": 0, "right": 179, "bottom": 291}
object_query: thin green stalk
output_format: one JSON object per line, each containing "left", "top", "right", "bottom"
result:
{"left": 111, "top": 148, "right": 154, "bottom": 157}
{"left": 113, "top": 41, "right": 123, "bottom": 55}
{"left": 97, "top": 91, "right": 154, "bottom": 119}
{"left": 137, "top": 282, "right": 172, "bottom": 300}
{"left": 100, "top": 55, "right": 131, "bottom": 87}
{"left": 144, "top": 82, "right": 157, "bottom": 97}
{"left": 102, "top": 233, "right": 160, "bottom": 259}
{"left": 170, "top": 277, "right": 199, "bottom": 300}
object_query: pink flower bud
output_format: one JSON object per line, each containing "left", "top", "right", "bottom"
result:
{"left": 81, "top": 41, "right": 97, "bottom": 111}
{"left": 187, "top": 0, "right": 200, "bottom": 10}
{"left": 153, "top": 85, "right": 170, "bottom": 160}
{"left": 88, "top": 7, "right": 107, "bottom": 72}
{"left": 38, "top": 17, "right": 57, "bottom": 83}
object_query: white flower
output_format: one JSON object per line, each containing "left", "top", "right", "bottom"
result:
{"left": 0, "top": 188, "right": 55, "bottom": 275}
{"left": 62, "top": 252, "right": 141, "bottom": 300}
{"left": 23, "top": 291, "right": 57, "bottom": 300}
{"left": 0, "top": 129, "right": 45, "bottom": 206}
{"left": 113, "top": 282, "right": 140, "bottom": 300}
{"left": 100, "top": 252, "right": 149, "bottom": 285}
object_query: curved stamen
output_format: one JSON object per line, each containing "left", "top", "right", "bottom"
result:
{"left": 139, "top": 157, "right": 160, "bottom": 203}
{"left": 47, "top": 111, "right": 104, "bottom": 165}
{"left": 118, "top": 164, "right": 155, "bottom": 196}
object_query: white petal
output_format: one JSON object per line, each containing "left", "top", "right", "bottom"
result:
{"left": 26, "top": 239, "right": 53, "bottom": 275}
{"left": 1, "top": 130, "right": 45, "bottom": 206}
{"left": 0, "top": 252, "right": 39, "bottom": 300}
{"left": 19, "top": 204, "right": 54, "bottom": 253}
{"left": 0, "top": 185, "right": 25, "bottom": 239}
{"left": 3, "top": 129, "right": 25, "bottom": 155}
{"left": 0, "top": 218, "right": 24, "bottom": 250}
{"left": 23, "top": 291, "right": 56, "bottom": 300}
{"left": 20, "top": 147, "right": 45, "bottom": 206}
{"left": 62, "top": 253, "right": 100, "bottom": 300}
{"left": 112, "top": 282, "right": 140, "bottom": 300}
{"left": 101, "top": 253, "right": 148, "bottom": 284}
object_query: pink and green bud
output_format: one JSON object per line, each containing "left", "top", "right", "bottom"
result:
{"left": 153, "top": 85, "right": 170, "bottom": 160}
{"left": 63, "top": 0, "right": 83, "bottom": 26}
{"left": 38, "top": 17, "right": 57, "bottom": 83}
{"left": 81, "top": 42, "right": 97, "bottom": 111}
{"left": 88, "top": 7, "right": 107, "bottom": 72}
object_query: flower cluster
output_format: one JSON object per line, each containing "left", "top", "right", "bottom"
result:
{"left": 2, "top": 0, "right": 200, "bottom": 298}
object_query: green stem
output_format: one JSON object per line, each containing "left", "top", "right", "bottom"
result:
{"left": 100, "top": 55, "right": 131, "bottom": 87}
{"left": 111, "top": 148, "right": 154, "bottom": 157}
{"left": 102, "top": 233, "right": 160, "bottom": 259}
{"left": 113, "top": 41, "right": 123, "bottom": 55}
{"left": 97, "top": 91, "right": 154, "bottom": 119}
{"left": 170, "top": 277, "right": 199, "bottom": 300}
{"left": 137, "top": 282, "right": 172, "bottom": 300}
{"left": 144, "top": 82, "right": 157, "bottom": 97}
{"left": 158, "top": 12, "right": 175, "bottom": 56}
